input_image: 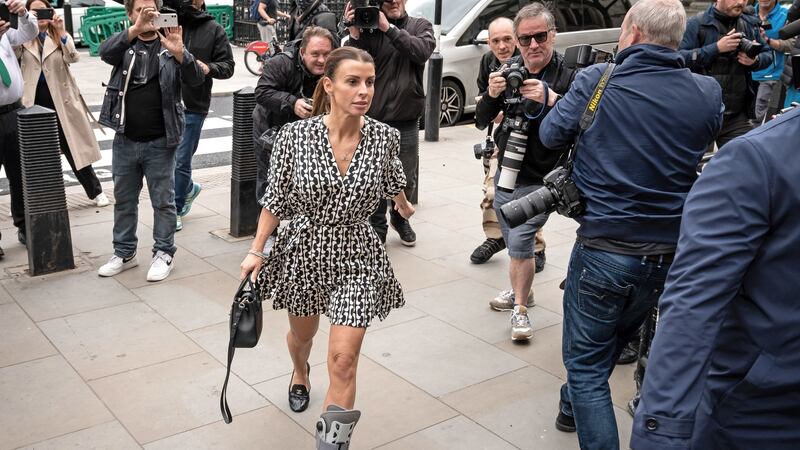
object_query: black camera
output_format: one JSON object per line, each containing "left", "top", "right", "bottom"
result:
{"left": 500, "top": 63, "right": 529, "bottom": 104}
{"left": 473, "top": 136, "right": 495, "bottom": 159}
{"left": 737, "top": 37, "right": 763, "bottom": 59}
{"left": 760, "top": 20, "right": 772, "bottom": 31}
{"left": 351, "top": 0, "right": 386, "bottom": 30}
{"left": 500, "top": 165, "right": 584, "bottom": 228}
{"left": 564, "top": 44, "right": 614, "bottom": 70}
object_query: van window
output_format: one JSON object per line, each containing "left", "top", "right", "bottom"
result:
{"left": 456, "top": 0, "right": 635, "bottom": 46}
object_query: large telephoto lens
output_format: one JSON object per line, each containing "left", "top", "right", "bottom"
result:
{"left": 500, "top": 186, "right": 557, "bottom": 228}
{"left": 496, "top": 130, "right": 527, "bottom": 193}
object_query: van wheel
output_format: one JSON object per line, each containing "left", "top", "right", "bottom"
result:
{"left": 440, "top": 79, "right": 464, "bottom": 126}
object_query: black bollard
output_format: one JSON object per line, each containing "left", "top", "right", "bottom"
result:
{"left": 17, "top": 106, "right": 75, "bottom": 276}
{"left": 230, "top": 87, "right": 259, "bottom": 237}
{"left": 63, "top": 2, "right": 73, "bottom": 39}
{"left": 424, "top": 0, "right": 443, "bottom": 142}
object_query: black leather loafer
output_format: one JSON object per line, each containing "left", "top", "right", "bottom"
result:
{"left": 289, "top": 362, "right": 311, "bottom": 413}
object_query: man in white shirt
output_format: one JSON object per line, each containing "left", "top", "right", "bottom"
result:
{"left": 0, "top": 0, "right": 37, "bottom": 257}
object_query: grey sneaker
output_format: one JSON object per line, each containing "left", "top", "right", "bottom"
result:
{"left": 489, "top": 289, "right": 535, "bottom": 311}
{"left": 510, "top": 305, "right": 533, "bottom": 341}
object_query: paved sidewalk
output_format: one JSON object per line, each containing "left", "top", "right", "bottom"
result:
{"left": 0, "top": 125, "right": 635, "bottom": 450}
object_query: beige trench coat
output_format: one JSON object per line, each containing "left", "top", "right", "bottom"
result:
{"left": 17, "top": 34, "right": 101, "bottom": 171}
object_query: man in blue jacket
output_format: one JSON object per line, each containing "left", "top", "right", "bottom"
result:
{"left": 630, "top": 109, "right": 800, "bottom": 450}
{"left": 539, "top": 0, "right": 723, "bottom": 447}
{"left": 680, "top": 0, "right": 772, "bottom": 148}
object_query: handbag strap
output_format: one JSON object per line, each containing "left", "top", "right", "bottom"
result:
{"left": 220, "top": 304, "right": 242, "bottom": 424}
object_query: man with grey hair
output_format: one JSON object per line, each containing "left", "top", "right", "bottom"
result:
{"left": 475, "top": 2, "right": 576, "bottom": 341}
{"left": 540, "top": 0, "right": 723, "bottom": 447}
{"left": 97, "top": 0, "right": 204, "bottom": 281}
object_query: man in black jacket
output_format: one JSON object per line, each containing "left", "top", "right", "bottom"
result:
{"left": 174, "top": 0, "right": 234, "bottom": 231}
{"left": 679, "top": 0, "right": 772, "bottom": 148}
{"left": 252, "top": 26, "right": 335, "bottom": 200}
{"left": 286, "top": 0, "right": 338, "bottom": 44}
{"left": 344, "top": 0, "right": 435, "bottom": 246}
{"left": 97, "top": 0, "right": 204, "bottom": 282}
{"left": 475, "top": 2, "right": 575, "bottom": 341}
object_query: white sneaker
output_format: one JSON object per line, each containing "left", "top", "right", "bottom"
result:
{"left": 98, "top": 254, "right": 138, "bottom": 277}
{"left": 489, "top": 289, "right": 535, "bottom": 311}
{"left": 147, "top": 251, "right": 174, "bottom": 282}
{"left": 510, "top": 305, "right": 534, "bottom": 341}
{"left": 94, "top": 192, "right": 110, "bottom": 207}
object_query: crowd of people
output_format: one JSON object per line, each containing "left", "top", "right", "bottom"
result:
{"left": 1, "top": 0, "right": 799, "bottom": 448}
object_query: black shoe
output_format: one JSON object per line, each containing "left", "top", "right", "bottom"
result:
{"left": 555, "top": 410, "right": 576, "bottom": 433}
{"left": 470, "top": 238, "right": 506, "bottom": 264}
{"left": 534, "top": 250, "right": 546, "bottom": 273}
{"left": 17, "top": 230, "right": 26, "bottom": 247}
{"left": 390, "top": 215, "right": 416, "bottom": 247}
{"left": 289, "top": 362, "right": 311, "bottom": 413}
{"left": 617, "top": 340, "right": 639, "bottom": 365}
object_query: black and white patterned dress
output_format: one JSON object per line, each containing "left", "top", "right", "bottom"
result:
{"left": 257, "top": 115, "right": 407, "bottom": 328}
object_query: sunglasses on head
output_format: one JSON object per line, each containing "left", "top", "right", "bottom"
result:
{"left": 516, "top": 29, "right": 553, "bottom": 46}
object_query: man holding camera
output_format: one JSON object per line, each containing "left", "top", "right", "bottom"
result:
{"left": 344, "top": 0, "right": 435, "bottom": 246}
{"left": 539, "top": 0, "right": 723, "bottom": 447}
{"left": 287, "top": 0, "right": 338, "bottom": 44}
{"left": 475, "top": 2, "right": 575, "bottom": 340}
{"left": 252, "top": 26, "right": 335, "bottom": 201}
{"left": 680, "top": 0, "right": 772, "bottom": 148}
{"left": 97, "top": 0, "right": 204, "bottom": 281}
{"left": 174, "top": 0, "right": 234, "bottom": 231}
{"left": 0, "top": 0, "right": 36, "bottom": 257}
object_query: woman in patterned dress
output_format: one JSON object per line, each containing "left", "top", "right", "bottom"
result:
{"left": 239, "top": 47, "right": 414, "bottom": 449}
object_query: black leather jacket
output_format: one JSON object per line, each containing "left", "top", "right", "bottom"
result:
{"left": 98, "top": 31, "right": 204, "bottom": 147}
{"left": 475, "top": 52, "right": 576, "bottom": 186}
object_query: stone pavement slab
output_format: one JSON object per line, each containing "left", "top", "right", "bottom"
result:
{"left": 18, "top": 421, "right": 141, "bottom": 450}
{"left": 377, "top": 415, "right": 519, "bottom": 450}
{"left": 0, "top": 356, "right": 113, "bottom": 449}
{"left": 0, "top": 303, "right": 57, "bottom": 368}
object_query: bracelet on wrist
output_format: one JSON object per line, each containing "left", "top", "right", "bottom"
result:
{"left": 248, "top": 250, "right": 268, "bottom": 259}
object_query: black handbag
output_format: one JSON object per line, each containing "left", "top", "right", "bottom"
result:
{"left": 220, "top": 274, "right": 263, "bottom": 424}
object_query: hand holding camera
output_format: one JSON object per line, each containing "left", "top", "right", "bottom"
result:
{"left": 717, "top": 29, "right": 742, "bottom": 53}
{"left": 129, "top": 7, "right": 159, "bottom": 39}
{"left": 520, "top": 79, "right": 554, "bottom": 105}
{"left": 294, "top": 98, "right": 313, "bottom": 119}
{"left": 486, "top": 70, "right": 507, "bottom": 98}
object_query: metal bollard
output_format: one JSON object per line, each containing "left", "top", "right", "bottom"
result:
{"left": 17, "top": 106, "right": 75, "bottom": 276}
{"left": 230, "top": 86, "right": 259, "bottom": 237}
{"left": 424, "top": 0, "right": 443, "bottom": 142}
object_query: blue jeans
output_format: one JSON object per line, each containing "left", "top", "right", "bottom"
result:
{"left": 560, "top": 242, "right": 671, "bottom": 450}
{"left": 174, "top": 112, "right": 206, "bottom": 212}
{"left": 112, "top": 134, "right": 178, "bottom": 258}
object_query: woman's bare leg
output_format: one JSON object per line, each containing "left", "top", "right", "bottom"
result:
{"left": 324, "top": 325, "right": 367, "bottom": 409}
{"left": 287, "top": 314, "right": 320, "bottom": 387}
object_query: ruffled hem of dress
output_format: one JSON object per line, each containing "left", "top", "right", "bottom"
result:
{"left": 263, "top": 277, "right": 405, "bottom": 328}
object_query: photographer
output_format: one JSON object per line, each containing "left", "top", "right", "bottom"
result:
{"left": 475, "top": 2, "right": 575, "bottom": 340}
{"left": 252, "top": 26, "right": 335, "bottom": 200}
{"left": 286, "top": 0, "right": 338, "bottom": 44}
{"left": 96, "top": 0, "right": 204, "bottom": 282}
{"left": 344, "top": 0, "right": 434, "bottom": 246}
{"left": 173, "top": 0, "right": 234, "bottom": 231}
{"left": 538, "top": 0, "right": 723, "bottom": 447}
{"left": 753, "top": 0, "right": 793, "bottom": 122}
{"left": 680, "top": 0, "right": 772, "bottom": 148}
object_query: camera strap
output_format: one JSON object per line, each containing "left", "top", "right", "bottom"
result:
{"left": 565, "top": 62, "right": 616, "bottom": 168}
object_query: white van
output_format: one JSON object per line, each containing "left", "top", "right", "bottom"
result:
{"left": 407, "top": 0, "right": 634, "bottom": 125}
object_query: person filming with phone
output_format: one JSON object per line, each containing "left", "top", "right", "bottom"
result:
{"left": 96, "top": 0, "right": 203, "bottom": 282}
{"left": 0, "top": 0, "right": 37, "bottom": 258}
{"left": 16, "top": 0, "right": 109, "bottom": 214}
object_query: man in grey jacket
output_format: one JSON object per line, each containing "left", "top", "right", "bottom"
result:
{"left": 97, "top": 0, "right": 203, "bottom": 282}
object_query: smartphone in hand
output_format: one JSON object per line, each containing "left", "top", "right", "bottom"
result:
{"left": 152, "top": 13, "right": 178, "bottom": 28}
{"left": 0, "top": 3, "right": 19, "bottom": 29}
{"left": 34, "top": 8, "right": 54, "bottom": 20}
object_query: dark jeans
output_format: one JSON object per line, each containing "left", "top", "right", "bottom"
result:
{"left": 174, "top": 112, "right": 206, "bottom": 212}
{"left": 35, "top": 80, "right": 102, "bottom": 199}
{"left": 111, "top": 134, "right": 177, "bottom": 258}
{"left": 714, "top": 112, "right": 753, "bottom": 150}
{"left": 0, "top": 104, "right": 25, "bottom": 236}
{"left": 368, "top": 119, "right": 419, "bottom": 241}
{"left": 560, "top": 242, "right": 671, "bottom": 450}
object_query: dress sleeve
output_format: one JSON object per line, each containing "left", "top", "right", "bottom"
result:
{"left": 382, "top": 128, "right": 406, "bottom": 199}
{"left": 259, "top": 125, "right": 295, "bottom": 218}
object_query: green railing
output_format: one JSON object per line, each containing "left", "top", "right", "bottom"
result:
{"left": 80, "top": 5, "right": 234, "bottom": 57}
